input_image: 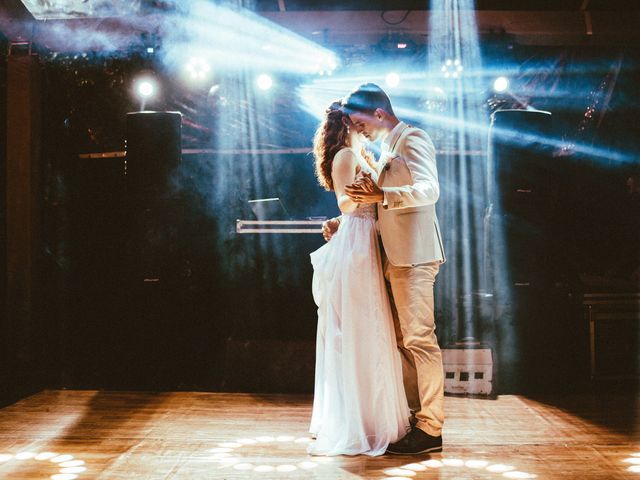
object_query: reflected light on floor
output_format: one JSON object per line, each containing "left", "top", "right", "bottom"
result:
{"left": 276, "top": 464, "right": 297, "bottom": 472}
{"left": 35, "top": 452, "right": 58, "bottom": 460}
{"left": 0, "top": 451, "right": 87, "bottom": 479}
{"left": 209, "top": 447, "right": 232, "bottom": 454}
{"left": 254, "top": 465, "right": 275, "bottom": 472}
{"left": 403, "top": 462, "right": 427, "bottom": 471}
{"left": 383, "top": 468, "right": 416, "bottom": 477}
{"left": 210, "top": 452, "right": 232, "bottom": 459}
{"left": 51, "top": 455, "right": 75, "bottom": 463}
{"left": 313, "top": 456, "right": 334, "bottom": 463}
{"left": 487, "top": 464, "right": 516, "bottom": 472}
{"left": 208, "top": 433, "right": 325, "bottom": 473}
{"left": 60, "top": 467, "right": 87, "bottom": 474}
{"left": 16, "top": 452, "right": 38, "bottom": 460}
{"left": 237, "top": 438, "right": 258, "bottom": 445}
{"left": 625, "top": 453, "right": 640, "bottom": 474}
{"left": 253, "top": 465, "right": 276, "bottom": 473}
{"left": 382, "top": 458, "right": 537, "bottom": 479}
{"left": 50, "top": 475, "right": 78, "bottom": 480}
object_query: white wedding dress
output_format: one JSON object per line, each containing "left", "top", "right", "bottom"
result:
{"left": 308, "top": 149, "right": 410, "bottom": 457}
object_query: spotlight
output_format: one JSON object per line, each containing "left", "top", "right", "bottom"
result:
{"left": 185, "top": 57, "right": 211, "bottom": 81}
{"left": 136, "top": 79, "right": 156, "bottom": 98}
{"left": 385, "top": 72, "right": 400, "bottom": 88}
{"left": 493, "top": 76, "right": 509, "bottom": 93}
{"left": 313, "top": 54, "right": 339, "bottom": 76}
{"left": 325, "top": 54, "right": 338, "bottom": 71}
{"left": 257, "top": 74, "right": 273, "bottom": 91}
{"left": 441, "top": 58, "right": 463, "bottom": 79}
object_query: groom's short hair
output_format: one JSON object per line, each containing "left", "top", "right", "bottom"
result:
{"left": 341, "top": 83, "right": 395, "bottom": 116}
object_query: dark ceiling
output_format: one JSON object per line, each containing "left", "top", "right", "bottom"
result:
{"left": 1, "top": 0, "right": 639, "bottom": 50}
{"left": 253, "top": 0, "right": 639, "bottom": 11}
{"left": 3, "top": 0, "right": 640, "bottom": 19}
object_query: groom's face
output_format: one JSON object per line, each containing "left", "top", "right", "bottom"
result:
{"left": 348, "top": 111, "right": 384, "bottom": 143}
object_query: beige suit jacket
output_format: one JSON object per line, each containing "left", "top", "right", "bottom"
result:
{"left": 377, "top": 122, "right": 446, "bottom": 267}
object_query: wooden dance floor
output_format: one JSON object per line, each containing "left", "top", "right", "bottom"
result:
{"left": 0, "top": 390, "right": 638, "bottom": 479}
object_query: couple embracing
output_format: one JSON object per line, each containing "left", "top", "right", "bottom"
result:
{"left": 308, "top": 83, "right": 447, "bottom": 457}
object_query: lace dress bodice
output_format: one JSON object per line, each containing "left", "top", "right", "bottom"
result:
{"left": 347, "top": 203, "right": 377, "bottom": 219}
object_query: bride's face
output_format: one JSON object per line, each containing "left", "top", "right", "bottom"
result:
{"left": 348, "top": 111, "right": 384, "bottom": 143}
{"left": 344, "top": 116, "right": 365, "bottom": 147}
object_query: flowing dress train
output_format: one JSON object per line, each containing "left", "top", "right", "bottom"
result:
{"left": 309, "top": 197, "right": 410, "bottom": 456}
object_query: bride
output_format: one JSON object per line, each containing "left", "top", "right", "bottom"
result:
{"left": 307, "top": 101, "right": 409, "bottom": 456}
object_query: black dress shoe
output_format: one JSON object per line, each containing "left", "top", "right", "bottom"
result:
{"left": 386, "top": 427, "right": 443, "bottom": 455}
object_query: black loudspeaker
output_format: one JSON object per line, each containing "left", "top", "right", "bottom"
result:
{"left": 106, "top": 111, "right": 187, "bottom": 389}
{"left": 126, "top": 111, "right": 182, "bottom": 194}
{"left": 2, "top": 52, "right": 43, "bottom": 402}
{"left": 486, "top": 109, "right": 557, "bottom": 290}
{"left": 124, "top": 111, "right": 183, "bottom": 283}
{"left": 490, "top": 109, "right": 555, "bottom": 213}
{"left": 485, "top": 109, "right": 579, "bottom": 393}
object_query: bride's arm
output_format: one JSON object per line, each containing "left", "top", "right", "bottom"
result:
{"left": 332, "top": 149, "right": 360, "bottom": 214}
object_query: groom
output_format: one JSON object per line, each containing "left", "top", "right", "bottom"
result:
{"left": 323, "top": 83, "right": 446, "bottom": 454}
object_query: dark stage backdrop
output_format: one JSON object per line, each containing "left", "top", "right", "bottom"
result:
{"left": 0, "top": 34, "right": 7, "bottom": 402}
{"left": 3, "top": 44, "right": 637, "bottom": 396}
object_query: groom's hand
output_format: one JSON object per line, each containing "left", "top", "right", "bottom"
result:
{"left": 345, "top": 177, "right": 384, "bottom": 204}
{"left": 353, "top": 171, "right": 374, "bottom": 192}
{"left": 322, "top": 217, "right": 340, "bottom": 242}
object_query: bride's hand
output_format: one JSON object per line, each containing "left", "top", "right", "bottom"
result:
{"left": 322, "top": 217, "right": 341, "bottom": 242}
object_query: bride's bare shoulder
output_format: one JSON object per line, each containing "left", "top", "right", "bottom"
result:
{"left": 334, "top": 147, "right": 356, "bottom": 159}
{"left": 332, "top": 147, "right": 357, "bottom": 166}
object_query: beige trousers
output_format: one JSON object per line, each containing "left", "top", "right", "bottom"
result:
{"left": 384, "top": 257, "right": 445, "bottom": 437}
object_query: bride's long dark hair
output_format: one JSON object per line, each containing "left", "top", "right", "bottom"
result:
{"left": 313, "top": 101, "right": 376, "bottom": 192}
{"left": 313, "top": 101, "right": 349, "bottom": 192}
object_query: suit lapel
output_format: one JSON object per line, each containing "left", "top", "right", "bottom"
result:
{"left": 378, "top": 125, "right": 410, "bottom": 185}
{"left": 377, "top": 152, "right": 390, "bottom": 184}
